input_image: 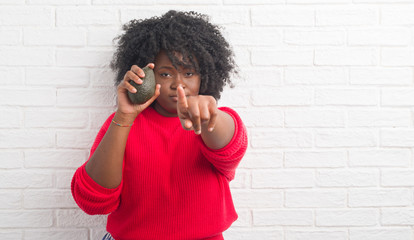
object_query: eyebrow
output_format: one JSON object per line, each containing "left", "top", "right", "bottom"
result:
{"left": 157, "top": 66, "right": 175, "bottom": 70}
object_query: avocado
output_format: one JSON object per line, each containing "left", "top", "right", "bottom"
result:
{"left": 127, "top": 66, "right": 156, "bottom": 104}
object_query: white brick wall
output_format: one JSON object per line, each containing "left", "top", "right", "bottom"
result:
{"left": 1, "top": 1, "right": 414, "bottom": 240}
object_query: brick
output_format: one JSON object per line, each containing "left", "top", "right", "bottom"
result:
{"left": 252, "top": 129, "right": 313, "bottom": 148}
{"left": 0, "top": 29, "right": 21, "bottom": 45}
{"left": 0, "top": 210, "right": 53, "bottom": 227}
{"left": 0, "top": 7, "right": 53, "bottom": 26}
{"left": 0, "top": 67, "right": 23, "bottom": 85}
{"left": 26, "top": 67, "right": 89, "bottom": 87}
{"left": 316, "top": 169, "right": 378, "bottom": 187}
{"left": 56, "top": 49, "right": 113, "bottom": 67}
{"left": 0, "top": 151, "right": 24, "bottom": 169}
{"left": 0, "top": 231, "right": 22, "bottom": 239}
{"left": 88, "top": 27, "right": 120, "bottom": 46}
{"left": 0, "top": 190, "right": 21, "bottom": 209}
{"left": 56, "top": 8, "right": 118, "bottom": 26}
{"left": 27, "top": 0, "right": 89, "bottom": 4}
{"left": 252, "top": 48, "right": 314, "bottom": 66}
{"left": 57, "top": 88, "right": 116, "bottom": 107}
{"left": 56, "top": 170, "right": 77, "bottom": 189}
{"left": 382, "top": 7, "right": 414, "bottom": 25}
{"left": 315, "top": 88, "right": 378, "bottom": 106}
{"left": 25, "top": 109, "right": 89, "bottom": 128}
{"left": 349, "top": 188, "right": 411, "bottom": 207}
{"left": 90, "top": 68, "right": 117, "bottom": 87}
{"left": 0, "top": 88, "right": 55, "bottom": 107}
{"left": 230, "top": 209, "right": 250, "bottom": 227}
{"left": 382, "top": 88, "right": 414, "bottom": 106}
{"left": 229, "top": 170, "right": 248, "bottom": 188}
{"left": 285, "top": 29, "right": 345, "bottom": 46}
{"left": 381, "top": 129, "right": 414, "bottom": 147}
{"left": 286, "top": 189, "right": 346, "bottom": 208}
{"left": 252, "top": 87, "right": 313, "bottom": 106}
{"left": 24, "top": 189, "right": 77, "bottom": 208}
{"left": 252, "top": 169, "right": 315, "bottom": 188}
{"left": 236, "top": 67, "right": 282, "bottom": 87}
{"left": 0, "top": 47, "right": 54, "bottom": 66}
{"left": 0, "top": 130, "right": 55, "bottom": 149}
{"left": 24, "top": 229, "right": 89, "bottom": 240}
{"left": 24, "top": 28, "right": 86, "bottom": 46}
{"left": 89, "top": 109, "right": 116, "bottom": 129}
{"left": 157, "top": 0, "right": 219, "bottom": 4}
{"left": 24, "top": 150, "right": 88, "bottom": 168}
{"left": 285, "top": 110, "right": 345, "bottom": 127}
{"left": 224, "top": 229, "right": 283, "bottom": 240}
{"left": 219, "top": 88, "right": 250, "bottom": 108}
{"left": 382, "top": 48, "right": 414, "bottom": 66}
{"left": 285, "top": 67, "right": 348, "bottom": 85}
{"left": 91, "top": 228, "right": 109, "bottom": 240}
{"left": 349, "top": 28, "right": 410, "bottom": 46}
{"left": 349, "top": 149, "right": 410, "bottom": 167}
{"left": 382, "top": 170, "right": 414, "bottom": 187}
{"left": 285, "top": 151, "right": 346, "bottom": 168}
{"left": 57, "top": 130, "right": 99, "bottom": 149}
{"left": 233, "top": 47, "right": 250, "bottom": 67}
{"left": 57, "top": 209, "right": 107, "bottom": 227}
{"left": 252, "top": 6, "right": 314, "bottom": 26}
{"left": 350, "top": 228, "right": 412, "bottom": 240}
{"left": 0, "top": 109, "right": 22, "bottom": 128}
{"left": 231, "top": 189, "right": 283, "bottom": 208}
{"left": 286, "top": 229, "right": 348, "bottom": 240}
{"left": 93, "top": 0, "right": 150, "bottom": 4}
{"left": 315, "top": 48, "right": 377, "bottom": 66}
{"left": 237, "top": 108, "right": 283, "bottom": 127}
{"left": 315, "top": 129, "right": 377, "bottom": 147}
{"left": 0, "top": 170, "right": 53, "bottom": 188}
{"left": 226, "top": 27, "right": 282, "bottom": 46}
{"left": 316, "top": 209, "right": 378, "bottom": 226}
{"left": 316, "top": 7, "right": 378, "bottom": 26}
{"left": 239, "top": 151, "right": 283, "bottom": 169}
{"left": 253, "top": 209, "right": 313, "bottom": 226}
{"left": 348, "top": 110, "right": 411, "bottom": 127}
{"left": 382, "top": 209, "right": 414, "bottom": 225}
{"left": 350, "top": 67, "right": 412, "bottom": 85}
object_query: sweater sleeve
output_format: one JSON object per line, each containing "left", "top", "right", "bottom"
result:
{"left": 71, "top": 113, "right": 123, "bottom": 215}
{"left": 199, "top": 107, "right": 248, "bottom": 181}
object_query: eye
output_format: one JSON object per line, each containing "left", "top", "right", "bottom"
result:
{"left": 185, "top": 72, "right": 194, "bottom": 77}
{"left": 160, "top": 73, "right": 171, "bottom": 77}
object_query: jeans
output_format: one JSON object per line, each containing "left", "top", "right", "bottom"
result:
{"left": 102, "top": 233, "right": 115, "bottom": 240}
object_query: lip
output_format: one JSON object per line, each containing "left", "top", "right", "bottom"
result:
{"left": 169, "top": 96, "right": 178, "bottom": 102}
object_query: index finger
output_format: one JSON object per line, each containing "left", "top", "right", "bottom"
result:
{"left": 177, "top": 84, "right": 188, "bottom": 110}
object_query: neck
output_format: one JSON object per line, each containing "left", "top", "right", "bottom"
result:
{"left": 153, "top": 103, "right": 178, "bottom": 117}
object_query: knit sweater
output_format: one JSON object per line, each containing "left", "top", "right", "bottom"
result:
{"left": 71, "top": 106, "right": 248, "bottom": 240}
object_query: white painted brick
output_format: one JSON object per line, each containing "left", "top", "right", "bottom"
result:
{"left": 57, "top": 88, "right": 116, "bottom": 107}
{"left": 382, "top": 170, "right": 414, "bottom": 187}
{"left": 56, "top": 8, "right": 119, "bottom": 26}
{"left": 233, "top": 47, "right": 250, "bottom": 67}
{"left": 285, "top": 29, "right": 345, "bottom": 46}
{"left": 225, "top": 0, "right": 284, "bottom": 3}
{"left": 382, "top": 88, "right": 414, "bottom": 106}
{"left": 226, "top": 27, "right": 282, "bottom": 46}
{"left": 25, "top": 109, "right": 89, "bottom": 128}
{"left": 0, "top": 0, "right": 24, "bottom": 4}
{"left": 24, "top": 28, "right": 86, "bottom": 46}
{"left": 24, "top": 150, "right": 88, "bottom": 168}
{"left": 349, "top": 149, "right": 411, "bottom": 167}
{"left": 358, "top": 0, "right": 414, "bottom": 2}
{"left": 289, "top": 0, "right": 350, "bottom": 2}
{"left": 0, "top": 67, "right": 23, "bottom": 85}
{"left": 56, "top": 170, "right": 76, "bottom": 189}
{"left": 315, "top": 88, "right": 378, "bottom": 106}
{"left": 315, "top": 129, "right": 377, "bottom": 147}
{"left": 252, "top": 87, "right": 313, "bottom": 106}
{"left": 253, "top": 209, "right": 313, "bottom": 226}
{"left": 224, "top": 229, "right": 283, "bottom": 240}
{"left": 0, "top": 151, "right": 24, "bottom": 169}
{"left": 349, "top": 188, "right": 411, "bottom": 207}
{"left": 285, "top": 110, "right": 345, "bottom": 127}
{"left": 26, "top": 67, "right": 89, "bottom": 87}
{"left": 0, "top": 130, "right": 55, "bottom": 149}
{"left": 237, "top": 108, "right": 283, "bottom": 127}
{"left": 251, "top": 6, "right": 315, "bottom": 26}
{"left": 316, "top": 209, "right": 378, "bottom": 226}
{"left": 56, "top": 209, "right": 107, "bottom": 227}
{"left": 252, "top": 48, "right": 314, "bottom": 66}
{"left": 285, "top": 151, "right": 347, "bottom": 168}
{"left": 230, "top": 209, "right": 250, "bottom": 227}
{"left": 252, "top": 169, "right": 315, "bottom": 188}
{"left": 0, "top": 231, "right": 22, "bottom": 239}
{"left": 286, "top": 189, "right": 346, "bottom": 208}
{"left": 91, "top": 228, "right": 108, "bottom": 240}
{"left": 158, "top": 0, "right": 219, "bottom": 4}
{"left": 382, "top": 209, "right": 414, "bottom": 225}
{"left": 56, "top": 49, "right": 112, "bottom": 67}
{"left": 0, "top": 88, "right": 55, "bottom": 107}
{"left": 89, "top": 109, "right": 116, "bottom": 129}
{"left": 348, "top": 110, "right": 411, "bottom": 127}
{"left": 382, "top": 7, "right": 414, "bottom": 25}
{"left": 350, "top": 228, "right": 413, "bottom": 240}
{"left": 236, "top": 67, "right": 282, "bottom": 87}
{"left": 90, "top": 68, "right": 117, "bottom": 87}
{"left": 350, "top": 67, "right": 412, "bottom": 85}
{"left": 252, "top": 129, "right": 313, "bottom": 148}
{"left": 0, "top": 210, "right": 53, "bottom": 227}
{"left": 0, "top": 109, "right": 22, "bottom": 128}
{"left": 0, "top": 29, "right": 21, "bottom": 45}
{"left": 0, "top": 47, "right": 54, "bottom": 66}
{"left": 315, "top": 48, "right": 377, "bottom": 66}
{"left": 27, "top": 0, "right": 89, "bottom": 4}
{"left": 316, "top": 7, "right": 378, "bottom": 26}
{"left": 285, "top": 67, "right": 348, "bottom": 85}
{"left": 219, "top": 88, "right": 250, "bottom": 108}
{"left": 57, "top": 130, "right": 99, "bottom": 149}
{"left": 286, "top": 229, "right": 348, "bottom": 240}
{"left": 0, "top": 190, "right": 21, "bottom": 209}
{"left": 317, "top": 169, "right": 378, "bottom": 187}
{"left": 93, "top": 0, "right": 149, "bottom": 4}
{"left": 382, "top": 48, "right": 414, "bottom": 66}
{"left": 381, "top": 129, "right": 414, "bottom": 147}
{"left": 24, "top": 189, "right": 77, "bottom": 208}
{"left": 230, "top": 170, "right": 248, "bottom": 188}
{"left": 24, "top": 229, "right": 89, "bottom": 240}
{"left": 88, "top": 27, "right": 120, "bottom": 46}
{"left": 0, "top": 170, "right": 53, "bottom": 188}
{"left": 348, "top": 28, "right": 410, "bottom": 46}
{"left": 0, "top": 7, "right": 53, "bottom": 26}
{"left": 239, "top": 151, "right": 283, "bottom": 169}
{"left": 231, "top": 189, "right": 283, "bottom": 208}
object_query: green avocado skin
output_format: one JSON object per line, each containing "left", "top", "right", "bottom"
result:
{"left": 127, "top": 66, "right": 156, "bottom": 104}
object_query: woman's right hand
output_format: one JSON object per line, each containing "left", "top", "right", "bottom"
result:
{"left": 115, "top": 63, "right": 161, "bottom": 123}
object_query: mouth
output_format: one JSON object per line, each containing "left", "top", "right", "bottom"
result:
{"left": 169, "top": 95, "right": 178, "bottom": 102}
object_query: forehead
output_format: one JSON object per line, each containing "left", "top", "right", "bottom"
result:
{"left": 154, "top": 50, "right": 197, "bottom": 70}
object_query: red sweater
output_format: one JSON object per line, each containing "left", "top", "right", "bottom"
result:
{"left": 71, "top": 106, "right": 247, "bottom": 240}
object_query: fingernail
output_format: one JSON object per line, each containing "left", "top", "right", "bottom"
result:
{"left": 132, "top": 88, "right": 137, "bottom": 93}
{"left": 208, "top": 128, "right": 214, "bottom": 132}
{"left": 196, "top": 130, "right": 201, "bottom": 135}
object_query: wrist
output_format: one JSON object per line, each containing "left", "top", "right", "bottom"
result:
{"left": 113, "top": 111, "right": 137, "bottom": 126}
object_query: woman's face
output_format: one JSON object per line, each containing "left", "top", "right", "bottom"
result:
{"left": 152, "top": 51, "right": 201, "bottom": 117}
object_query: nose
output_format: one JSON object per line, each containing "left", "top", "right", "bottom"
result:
{"left": 171, "top": 74, "right": 185, "bottom": 90}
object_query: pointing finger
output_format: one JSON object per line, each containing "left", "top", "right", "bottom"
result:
{"left": 177, "top": 84, "right": 188, "bottom": 111}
